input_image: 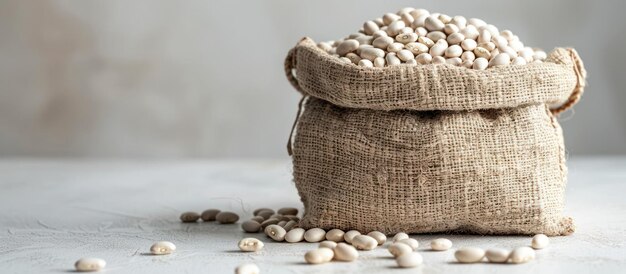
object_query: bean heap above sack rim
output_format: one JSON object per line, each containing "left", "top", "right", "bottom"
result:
{"left": 317, "top": 7, "right": 547, "bottom": 70}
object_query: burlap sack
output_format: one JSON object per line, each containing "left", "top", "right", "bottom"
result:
{"left": 284, "top": 37, "right": 586, "bottom": 236}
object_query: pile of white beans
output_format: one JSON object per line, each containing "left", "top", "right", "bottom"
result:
{"left": 316, "top": 7, "right": 547, "bottom": 70}
{"left": 71, "top": 206, "right": 551, "bottom": 273}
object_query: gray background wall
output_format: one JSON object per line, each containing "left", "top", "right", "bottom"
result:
{"left": 0, "top": 0, "right": 624, "bottom": 158}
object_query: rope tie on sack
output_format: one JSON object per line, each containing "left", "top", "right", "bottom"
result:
{"left": 550, "top": 48, "right": 586, "bottom": 115}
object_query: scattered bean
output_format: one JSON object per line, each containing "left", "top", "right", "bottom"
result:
{"left": 455, "top": 247, "right": 485, "bottom": 263}
{"left": 242, "top": 220, "right": 262, "bottom": 233}
{"left": 396, "top": 252, "right": 423, "bottom": 268}
{"left": 304, "top": 228, "right": 326, "bottom": 242}
{"left": 250, "top": 216, "right": 265, "bottom": 223}
{"left": 510, "top": 247, "right": 535, "bottom": 264}
{"left": 285, "top": 228, "right": 306, "bottom": 243}
{"left": 389, "top": 242, "right": 413, "bottom": 257}
{"left": 180, "top": 212, "right": 200, "bottom": 223}
{"left": 238, "top": 238, "right": 264, "bottom": 252}
{"left": 200, "top": 209, "right": 220, "bottom": 221}
{"left": 367, "top": 231, "right": 387, "bottom": 245}
{"left": 304, "top": 248, "right": 334, "bottom": 264}
{"left": 392, "top": 232, "right": 409, "bottom": 242}
{"left": 352, "top": 235, "right": 378, "bottom": 250}
{"left": 253, "top": 208, "right": 274, "bottom": 216}
{"left": 283, "top": 220, "right": 297, "bottom": 231}
{"left": 333, "top": 243, "right": 359, "bottom": 262}
{"left": 256, "top": 210, "right": 274, "bottom": 220}
{"left": 235, "top": 263, "right": 260, "bottom": 274}
{"left": 75, "top": 258, "right": 106, "bottom": 272}
{"left": 531, "top": 234, "right": 549, "bottom": 249}
{"left": 485, "top": 248, "right": 510, "bottom": 263}
{"left": 430, "top": 238, "right": 452, "bottom": 251}
{"left": 150, "top": 241, "right": 176, "bottom": 255}
{"left": 397, "top": 238, "right": 419, "bottom": 250}
{"left": 326, "top": 229, "right": 345, "bottom": 242}
{"left": 260, "top": 218, "right": 280, "bottom": 229}
{"left": 216, "top": 211, "right": 239, "bottom": 224}
{"left": 319, "top": 240, "right": 337, "bottom": 249}
{"left": 265, "top": 225, "right": 287, "bottom": 241}
{"left": 344, "top": 230, "right": 361, "bottom": 244}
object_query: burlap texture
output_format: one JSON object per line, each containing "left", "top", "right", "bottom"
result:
{"left": 285, "top": 37, "right": 585, "bottom": 235}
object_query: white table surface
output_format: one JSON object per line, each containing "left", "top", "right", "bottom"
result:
{"left": 0, "top": 157, "right": 624, "bottom": 273}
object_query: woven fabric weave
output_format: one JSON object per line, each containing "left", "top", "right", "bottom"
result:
{"left": 286, "top": 37, "right": 585, "bottom": 235}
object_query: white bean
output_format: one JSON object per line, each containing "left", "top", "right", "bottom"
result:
{"left": 363, "top": 21, "right": 379, "bottom": 35}
{"left": 358, "top": 58, "right": 374, "bottom": 68}
{"left": 396, "top": 252, "right": 423, "bottom": 268}
{"left": 531, "top": 234, "right": 550, "bottom": 249}
{"left": 396, "top": 33, "right": 418, "bottom": 44}
{"left": 239, "top": 238, "right": 264, "bottom": 252}
{"left": 387, "top": 20, "right": 406, "bottom": 36}
{"left": 455, "top": 247, "right": 485, "bottom": 263}
{"left": 373, "top": 36, "right": 394, "bottom": 49}
{"left": 304, "top": 248, "right": 334, "bottom": 264}
{"left": 385, "top": 54, "right": 402, "bottom": 66}
{"left": 180, "top": 211, "right": 200, "bottom": 222}
{"left": 333, "top": 243, "right": 359, "bottom": 262}
{"left": 373, "top": 57, "right": 385, "bottom": 67}
{"left": 468, "top": 18, "right": 487, "bottom": 28}
{"left": 397, "top": 238, "right": 419, "bottom": 250}
{"left": 265, "top": 224, "right": 287, "bottom": 241}
{"left": 388, "top": 242, "right": 413, "bottom": 257}
{"left": 367, "top": 231, "right": 387, "bottom": 245}
{"left": 447, "top": 33, "right": 465, "bottom": 45}
{"left": 489, "top": 53, "right": 511, "bottom": 67}
{"left": 426, "top": 31, "right": 447, "bottom": 42}
{"left": 392, "top": 232, "right": 409, "bottom": 242}
{"left": 485, "top": 248, "right": 510, "bottom": 263}
{"left": 352, "top": 235, "right": 378, "bottom": 250}
{"left": 338, "top": 57, "right": 352, "bottom": 64}
{"left": 397, "top": 50, "right": 415, "bottom": 62}
{"left": 429, "top": 40, "right": 448, "bottom": 57}
{"left": 418, "top": 36, "right": 434, "bottom": 47}
{"left": 451, "top": 16, "right": 467, "bottom": 29}
{"left": 304, "top": 228, "right": 326, "bottom": 242}
{"left": 416, "top": 53, "right": 433, "bottom": 64}
{"left": 510, "top": 247, "right": 536, "bottom": 264}
{"left": 285, "top": 228, "right": 305, "bottom": 243}
{"left": 150, "top": 241, "right": 176, "bottom": 255}
{"left": 75, "top": 258, "right": 106, "bottom": 272}
{"left": 387, "top": 42, "right": 404, "bottom": 53}
{"left": 336, "top": 39, "right": 360, "bottom": 56}
{"left": 424, "top": 16, "right": 445, "bottom": 31}
{"left": 405, "top": 42, "right": 429, "bottom": 55}
{"left": 460, "top": 25, "right": 479, "bottom": 40}
{"left": 382, "top": 13, "right": 400, "bottom": 25}
{"left": 446, "top": 57, "right": 462, "bottom": 66}
{"left": 319, "top": 240, "right": 338, "bottom": 249}
{"left": 445, "top": 45, "right": 463, "bottom": 58}
{"left": 430, "top": 238, "right": 452, "bottom": 251}
{"left": 512, "top": 57, "right": 527, "bottom": 66}
{"left": 478, "top": 29, "right": 491, "bottom": 44}
{"left": 325, "top": 229, "right": 345, "bottom": 242}
{"left": 461, "top": 39, "right": 477, "bottom": 51}
{"left": 235, "top": 263, "right": 260, "bottom": 274}
{"left": 461, "top": 51, "right": 475, "bottom": 62}
{"left": 443, "top": 24, "right": 459, "bottom": 35}
{"left": 359, "top": 47, "right": 385, "bottom": 61}
{"left": 473, "top": 57, "right": 489, "bottom": 70}
{"left": 432, "top": 56, "right": 446, "bottom": 65}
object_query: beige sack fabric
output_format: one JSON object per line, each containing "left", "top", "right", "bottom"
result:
{"left": 285, "top": 37, "right": 586, "bottom": 235}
